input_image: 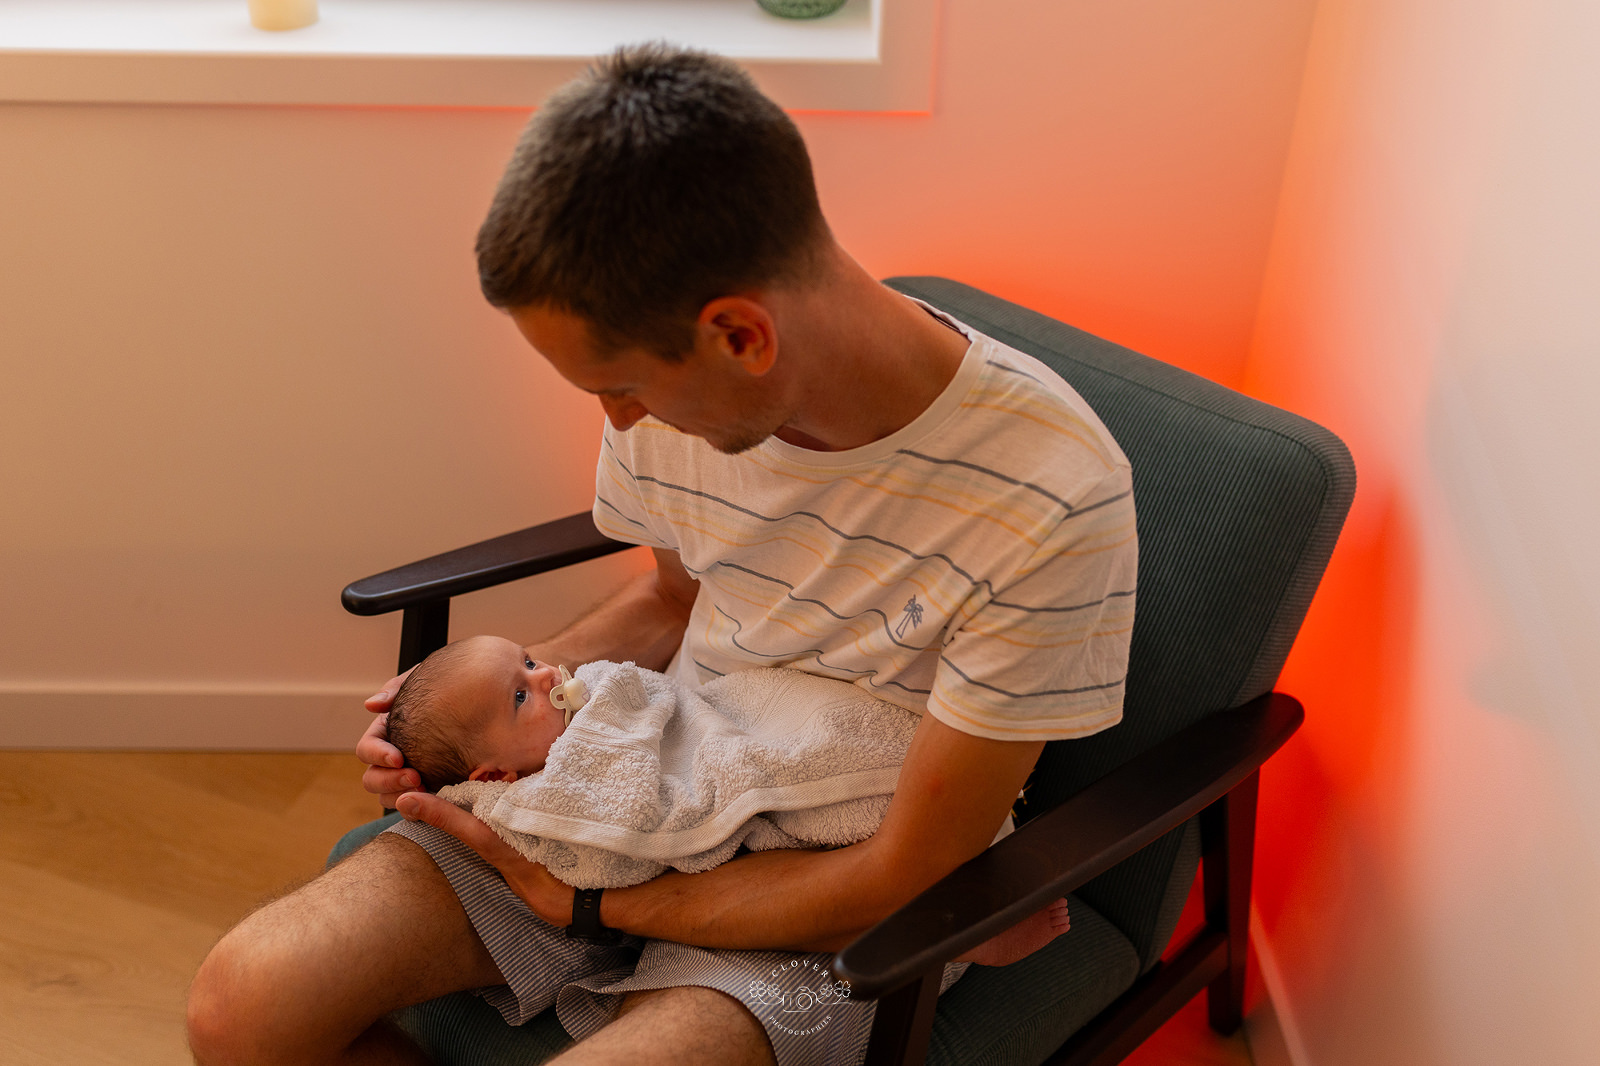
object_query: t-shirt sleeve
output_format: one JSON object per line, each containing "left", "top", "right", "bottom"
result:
{"left": 927, "top": 466, "right": 1137, "bottom": 742}
{"left": 591, "top": 423, "right": 676, "bottom": 551}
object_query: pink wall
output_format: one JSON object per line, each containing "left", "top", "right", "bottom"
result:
{"left": 805, "top": 0, "right": 1317, "bottom": 387}
{"left": 1244, "top": 0, "right": 1600, "bottom": 1061}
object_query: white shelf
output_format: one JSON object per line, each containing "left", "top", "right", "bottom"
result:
{"left": 0, "top": 0, "right": 934, "bottom": 110}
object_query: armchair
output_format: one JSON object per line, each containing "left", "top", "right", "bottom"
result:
{"left": 334, "top": 277, "right": 1355, "bottom": 1065}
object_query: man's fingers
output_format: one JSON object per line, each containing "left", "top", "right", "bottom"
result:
{"left": 363, "top": 765, "right": 420, "bottom": 799}
{"left": 397, "top": 792, "right": 524, "bottom": 871}
{"left": 365, "top": 665, "right": 418, "bottom": 713}
{"left": 356, "top": 714, "right": 404, "bottom": 768}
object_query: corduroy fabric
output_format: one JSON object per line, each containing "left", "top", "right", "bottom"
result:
{"left": 926, "top": 898, "right": 1140, "bottom": 1066}
{"left": 392, "top": 992, "right": 572, "bottom": 1066}
{"left": 888, "top": 276, "right": 1355, "bottom": 971}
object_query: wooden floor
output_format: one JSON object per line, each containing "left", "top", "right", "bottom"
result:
{"left": 0, "top": 751, "right": 1251, "bottom": 1066}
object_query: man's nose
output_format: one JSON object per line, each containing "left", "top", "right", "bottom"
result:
{"left": 599, "top": 394, "right": 648, "bottom": 431}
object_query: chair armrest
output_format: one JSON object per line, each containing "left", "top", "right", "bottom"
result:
{"left": 831, "top": 692, "right": 1303, "bottom": 998}
{"left": 340, "top": 512, "right": 634, "bottom": 617}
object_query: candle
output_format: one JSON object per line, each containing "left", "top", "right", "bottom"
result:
{"left": 248, "top": 0, "right": 318, "bottom": 31}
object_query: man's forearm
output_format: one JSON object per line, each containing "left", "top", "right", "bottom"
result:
{"left": 598, "top": 838, "right": 931, "bottom": 954}
{"left": 529, "top": 561, "right": 694, "bottom": 672}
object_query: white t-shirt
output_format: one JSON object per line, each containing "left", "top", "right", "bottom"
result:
{"left": 592, "top": 312, "right": 1136, "bottom": 743}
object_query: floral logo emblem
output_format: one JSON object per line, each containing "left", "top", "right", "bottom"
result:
{"left": 746, "top": 959, "right": 854, "bottom": 1037}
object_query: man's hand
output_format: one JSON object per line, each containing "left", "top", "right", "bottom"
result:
{"left": 396, "top": 791, "right": 575, "bottom": 927}
{"left": 358, "top": 667, "right": 419, "bottom": 806}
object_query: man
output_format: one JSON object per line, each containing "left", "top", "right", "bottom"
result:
{"left": 187, "top": 44, "right": 1135, "bottom": 1066}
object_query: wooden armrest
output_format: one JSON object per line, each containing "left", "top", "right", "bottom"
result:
{"left": 340, "top": 512, "right": 633, "bottom": 617}
{"left": 831, "top": 692, "right": 1303, "bottom": 998}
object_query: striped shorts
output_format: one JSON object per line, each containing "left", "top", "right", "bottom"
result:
{"left": 384, "top": 819, "right": 969, "bottom": 1066}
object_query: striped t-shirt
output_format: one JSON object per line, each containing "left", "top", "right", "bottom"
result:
{"left": 592, "top": 315, "right": 1137, "bottom": 742}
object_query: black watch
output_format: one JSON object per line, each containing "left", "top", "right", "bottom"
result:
{"left": 566, "top": 887, "right": 624, "bottom": 944}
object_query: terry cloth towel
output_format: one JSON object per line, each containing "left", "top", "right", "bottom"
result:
{"left": 439, "top": 662, "right": 919, "bottom": 889}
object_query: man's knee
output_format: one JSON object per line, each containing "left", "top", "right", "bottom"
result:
{"left": 187, "top": 893, "right": 322, "bottom": 1065}
{"left": 186, "top": 833, "right": 497, "bottom": 1065}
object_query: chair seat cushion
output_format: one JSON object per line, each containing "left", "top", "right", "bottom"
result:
{"left": 927, "top": 898, "right": 1139, "bottom": 1066}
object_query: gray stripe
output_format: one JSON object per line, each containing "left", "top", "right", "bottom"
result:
{"left": 897, "top": 448, "right": 1079, "bottom": 511}
{"left": 594, "top": 493, "right": 650, "bottom": 531}
{"left": 715, "top": 560, "right": 928, "bottom": 653}
{"left": 607, "top": 449, "right": 991, "bottom": 589}
{"left": 713, "top": 607, "right": 933, "bottom": 698}
{"left": 988, "top": 587, "right": 1137, "bottom": 614}
{"left": 987, "top": 357, "right": 1047, "bottom": 385}
{"left": 940, "top": 656, "right": 1128, "bottom": 700}
{"left": 610, "top": 451, "right": 1129, "bottom": 602}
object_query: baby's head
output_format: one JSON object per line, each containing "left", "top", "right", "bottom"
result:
{"left": 386, "top": 635, "right": 571, "bottom": 791}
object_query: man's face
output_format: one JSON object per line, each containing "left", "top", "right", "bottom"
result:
{"left": 509, "top": 304, "right": 789, "bottom": 455}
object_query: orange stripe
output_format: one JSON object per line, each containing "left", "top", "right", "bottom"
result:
{"left": 927, "top": 692, "right": 1120, "bottom": 738}
{"left": 957, "top": 401, "right": 1115, "bottom": 468}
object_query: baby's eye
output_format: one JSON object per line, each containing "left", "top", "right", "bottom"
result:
{"left": 524, "top": 656, "right": 536, "bottom": 670}
{"left": 515, "top": 689, "right": 527, "bottom": 707}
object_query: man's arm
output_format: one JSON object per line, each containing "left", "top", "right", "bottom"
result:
{"left": 399, "top": 709, "right": 1043, "bottom": 952}
{"left": 524, "top": 546, "right": 699, "bottom": 670}
{"left": 359, "top": 547, "right": 698, "bottom": 802}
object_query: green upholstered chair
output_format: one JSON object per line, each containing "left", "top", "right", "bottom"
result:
{"left": 330, "top": 277, "right": 1355, "bottom": 1065}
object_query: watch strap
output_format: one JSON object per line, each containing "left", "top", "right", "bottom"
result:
{"left": 567, "top": 887, "right": 623, "bottom": 944}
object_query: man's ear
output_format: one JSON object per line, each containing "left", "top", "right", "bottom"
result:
{"left": 467, "top": 766, "right": 520, "bottom": 783}
{"left": 699, "top": 296, "right": 777, "bottom": 377}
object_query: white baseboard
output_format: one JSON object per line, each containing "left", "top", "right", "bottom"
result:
{"left": 0, "top": 683, "right": 376, "bottom": 750}
{"left": 1245, "top": 906, "right": 1313, "bottom": 1066}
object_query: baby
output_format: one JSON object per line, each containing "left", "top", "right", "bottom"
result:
{"left": 385, "top": 635, "right": 576, "bottom": 792}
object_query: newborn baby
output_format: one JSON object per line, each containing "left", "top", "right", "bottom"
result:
{"left": 386, "top": 635, "right": 574, "bottom": 791}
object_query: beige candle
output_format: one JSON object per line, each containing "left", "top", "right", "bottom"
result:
{"left": 248, "top": 0, "right": 318, "bottom": 31}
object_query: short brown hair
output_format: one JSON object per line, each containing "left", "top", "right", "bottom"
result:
{"left": 476, "top": 43, "right": 828, "bottom": 357}
{"left": 386, "top": 643, "right": 479, "bottom": 792}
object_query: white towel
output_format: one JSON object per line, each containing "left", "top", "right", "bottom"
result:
{"left": 439, "top": 662, "right": 919, "bottom": 888}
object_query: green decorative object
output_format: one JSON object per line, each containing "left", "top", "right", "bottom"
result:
{"left": 757, "top": 0, "right": 849, "bottom": 18}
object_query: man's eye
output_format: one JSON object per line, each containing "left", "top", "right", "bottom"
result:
{"left": 515, "top": 690, "right": 527, "bottom": 707}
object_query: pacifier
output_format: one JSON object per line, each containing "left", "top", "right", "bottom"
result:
{"left": 550, "top": 665, "right": 589, "bottom": 726}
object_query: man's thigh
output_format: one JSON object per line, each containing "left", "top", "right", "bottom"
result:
{"left": 189, "top": 832, "right": 504, "bottom": 1060}
{"left": 553, "top": 986, "right": 776, "bottom": 1066}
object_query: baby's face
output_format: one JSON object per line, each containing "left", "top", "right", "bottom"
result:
{"left": 450, "top": 635, "right": 570, "bottom": 781}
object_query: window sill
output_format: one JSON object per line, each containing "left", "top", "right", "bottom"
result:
{"left": 0, "top": 0, "right": 933, "bottom": 111}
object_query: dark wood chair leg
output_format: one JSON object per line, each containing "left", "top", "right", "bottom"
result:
{"left": 862, "top": 968, "right": 941, "bottom": 1066}
{"left": 397, "top": 599, "right": 451, "bottom": 674}
{"left": 1200, "top": 770, "right": 1258, "bottom": 1035}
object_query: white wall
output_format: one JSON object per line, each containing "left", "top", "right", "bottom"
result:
{"left": 1245, "top": 0, "right": 1600, "bottom": 1061}
{"left": 0, "top": 0, "right": 1317, "bottom": 748}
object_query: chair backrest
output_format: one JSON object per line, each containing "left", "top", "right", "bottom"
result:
{"left": 887, "top": 277, "right": 1356, "bottom": 970}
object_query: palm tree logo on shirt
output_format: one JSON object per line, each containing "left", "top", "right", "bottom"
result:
{"left": 895, "top": 595, "right": 925, "bottom": 639}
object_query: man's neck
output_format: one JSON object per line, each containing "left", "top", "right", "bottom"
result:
{"left": 769, "top": 251, "right": 970, "bottom": 452}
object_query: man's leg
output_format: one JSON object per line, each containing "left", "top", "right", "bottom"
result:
{"left": 187, "top": 833, "right": 504, "bottom": 1066}
{"left": 552, "top": 986, "right": 777, "bottom": 1066}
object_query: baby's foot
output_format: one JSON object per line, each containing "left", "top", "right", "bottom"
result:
{"left": 956, "top": 897, "right": 1071, "bottom": 967}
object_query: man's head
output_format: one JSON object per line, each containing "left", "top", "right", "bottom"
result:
{"left": 386, "top": 636, "right": 572, "bottom": 792}
{"left": 476, "top": 43, "right": 829, "bottom": 362}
